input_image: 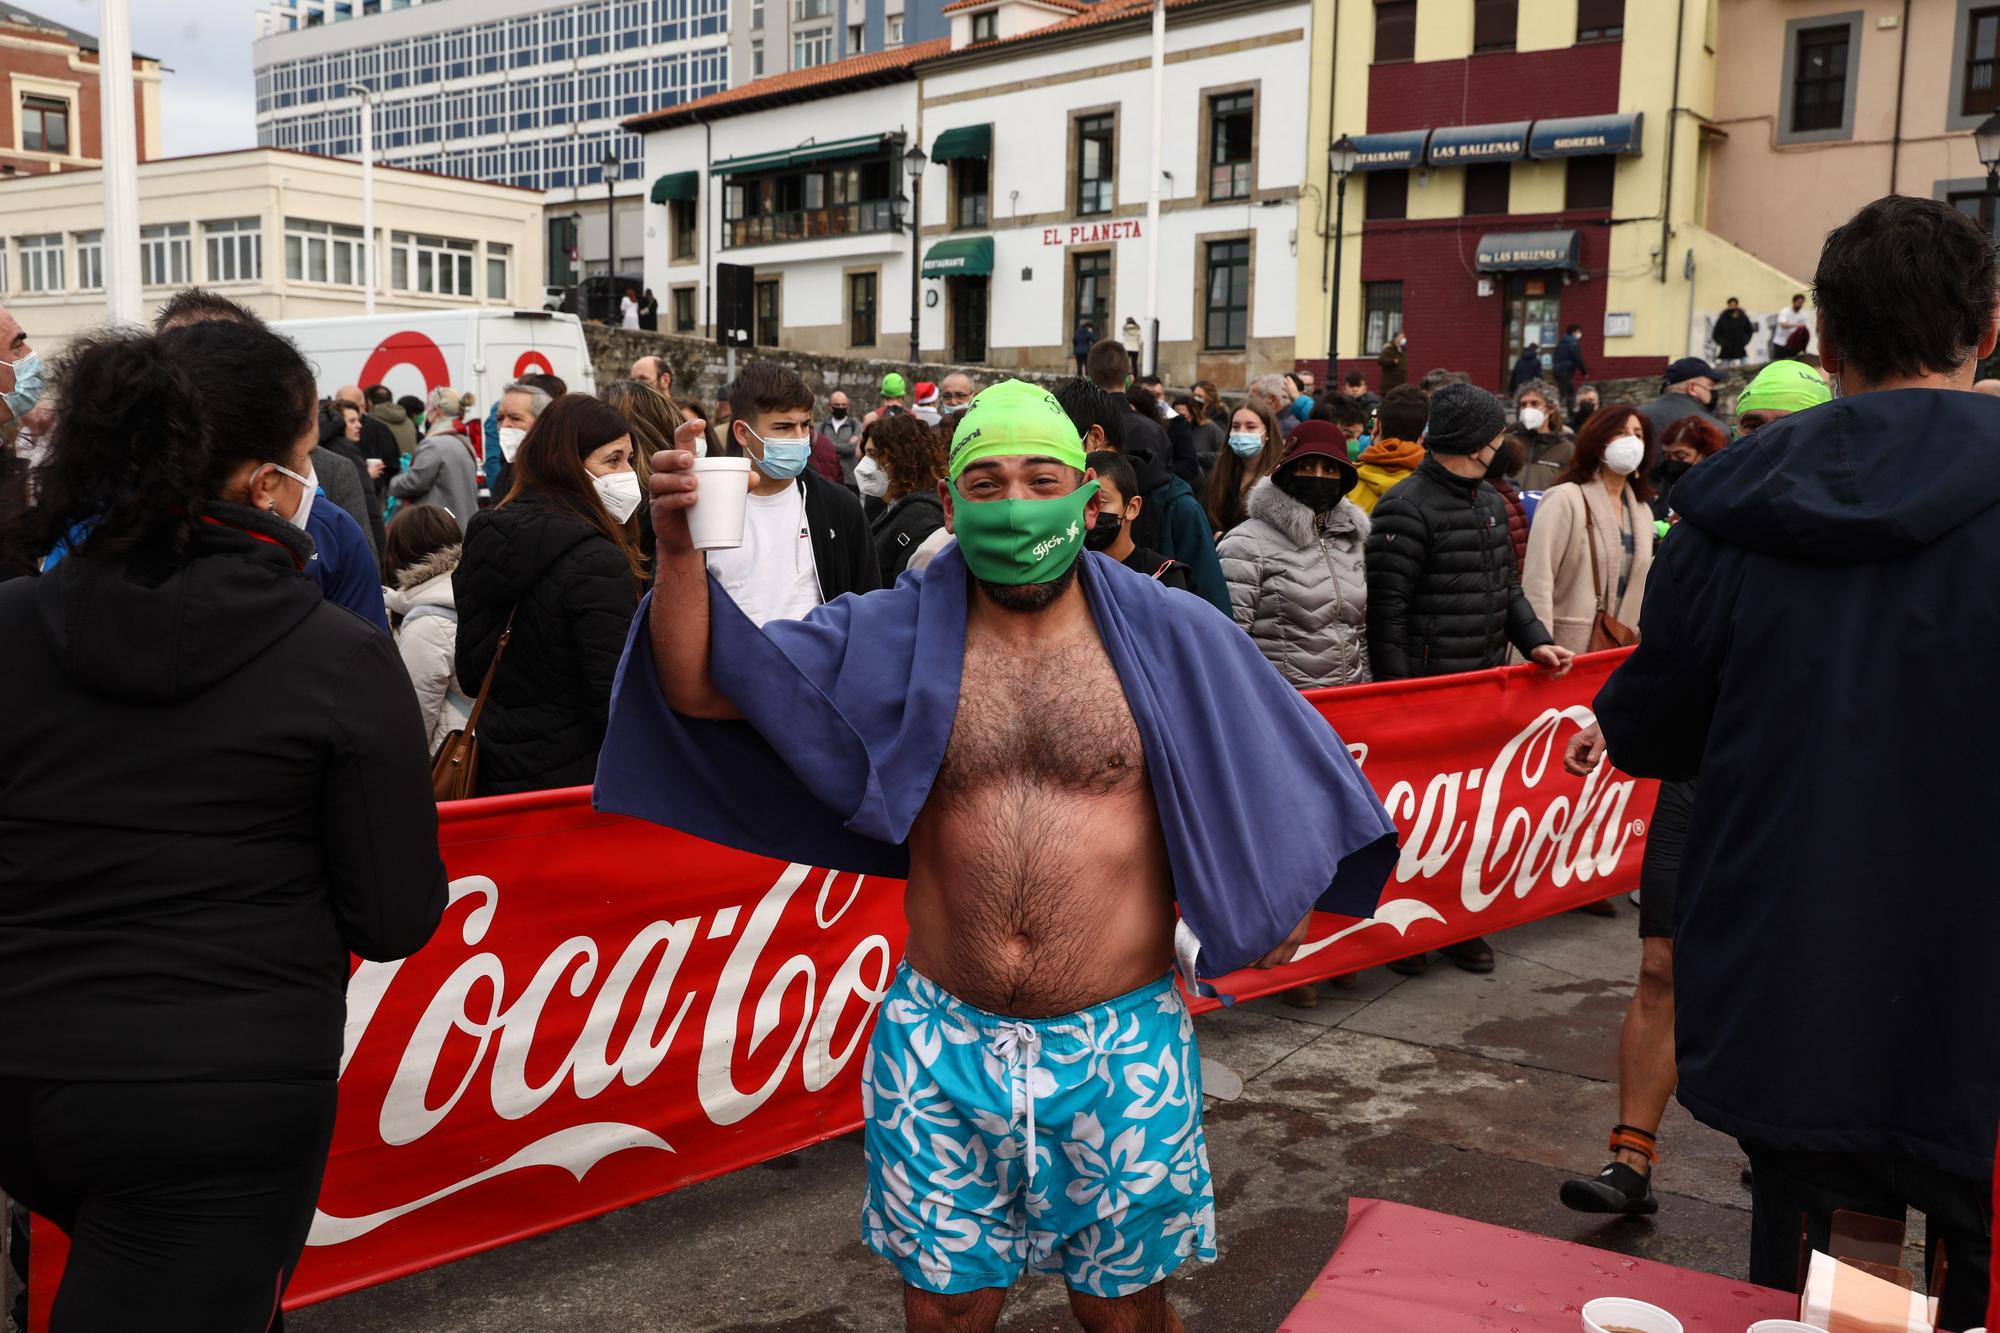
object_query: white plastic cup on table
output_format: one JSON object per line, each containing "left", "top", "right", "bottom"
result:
{"left": 686, "top": 456, "right": 753, "bottom": 550}
{"left": 1579, "top": 1296, "right": 1682, "bottom": 1333}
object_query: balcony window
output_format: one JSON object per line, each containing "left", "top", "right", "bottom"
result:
{"left": 1208, "top": 92, "right": 1253, "bottom": 201}
{"left": 1076, "top": 114, "right": 1114, "bottom": 216}
{"left": 720, "top": 156, "right": 898, "bottom": 249}
{"left": 1576, "top": 0, "right": 1623, "bottom": 41}
{"left": 1374, "top": 0, "right": 1415, "bottom": 63}
{"left": 1965, "top": 7, "right": 2000, "bottom": 117}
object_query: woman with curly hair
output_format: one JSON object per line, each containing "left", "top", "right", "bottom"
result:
{"left": 860, "top": 410, "right": 948, "bottom": 581}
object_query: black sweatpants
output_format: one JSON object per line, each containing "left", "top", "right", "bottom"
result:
{"left": 0, "top": 1078, "right": 338, "bottom": 1333}
{"left": 1741, "top": 1142, "right": 1992, "bottom": 1332}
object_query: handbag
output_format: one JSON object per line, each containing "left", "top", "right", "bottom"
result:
{"left": 430, "top": 607, "right": 516, "bottom": 801}
{"left": 1583, "top": 493, "right": 1639, "bottom": 653}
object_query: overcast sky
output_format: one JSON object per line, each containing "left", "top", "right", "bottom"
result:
{"left": 38, "top": 0, "right": 267, "bottom": 156}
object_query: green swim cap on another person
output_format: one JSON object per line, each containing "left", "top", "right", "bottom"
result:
{"left": 1736, "top": 360, "right": 1832, "bottom": 416}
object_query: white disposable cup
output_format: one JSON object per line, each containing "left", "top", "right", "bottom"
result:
{"left": 1746, "top": 1322, "right": 1822, "bottom": 1332}
{"left": 1580, "top": 1296, "right": 1683, "bottom": 1333}
{"left": 687, "top": 456, "right": 753, "bottom": 551}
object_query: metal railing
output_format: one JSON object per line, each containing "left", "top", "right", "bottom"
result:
{"left": 722, "top": 200, "right": 898, "bottom": 249}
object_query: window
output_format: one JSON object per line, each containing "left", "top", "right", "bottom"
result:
{"left": 18, "top": 233, "right": 62, "bottom": 292}
{"left": 204, "top": 218, "right": 262, "bottom": 284}
{"left": 673, "top": 286, "right": 697, "bottom": 332}
{"left": 793, "top": 0, "right": 831, "bottom": 19}
{"left": 751, "top": 39, "right": 764, "bottom": 76}
{"left": 1363, "top": 281, "right": 1403, "bottom": 355}
{"left": 848, "top": 22, "right": 863, "bottom": 52}
{"left": 1374, "top": 0, "right": 1416, "bottom": 63}
{"left": 886, "top": 14, "right": 903, "bottom": 43}
{"left": 1965, "top": 7, "right": 2000, "bottom": 117}
{"left": 1790, "top": 23, "right": 1851, "bottom": 135}
{"left": 1208, "top": 92, "right": 1253, "bottom": 201}
{"left": 1462, "top": 163, "right": 1511, "bottom": 215}
{"left": 721, "top": 154, "right": 899, "bottom": 248}
{"left": 972, "top": 10, "right": 996, "bottom": 41}
{"left": 793, "top": 27, "right": 833, "bottom": 67}
{"left": 1473, "top": 0, "right": 1516, "bottom": 52}
{"left": 1203, "top": 239, "right": 1249, "bottom": 350}
{"left": 1576, "top": 0, "right": 1624, "bottom": 41}
{"left": 671, "top": 198, "right": 698, "bottom": 260}
{"left": 284, "top": 218, "right": 366, "bottom": 285}
{"left": 750, "top": 0, "right": 763, "bottom": 26}
{"left": 390, "top": 231, "right": 476, "bottom": 295}
{"left": 1072, "top": 251, "right": 1110, "bottom": 341}
{"left": 848, "top": 271, "right": 877, "bottom": 346}
{"left": 1076, "top": 114, "right": 1114, "bottom": 216}
{"left": 1565, "top": 155, "right": 1616, "bottom": 209}
{"left": 74, "top": 230, "right": 102, "bottom": 290}
{"left": 952, "top": 157, "right": 988, "bottom": 228}
{"left": 487, "top": 242, "right": 510, "bottom": 300}
{"left": 1949, "top": 189, "right": 2000, "bottom": 241}
{"left": 1363, "top": 169, "right": 1408, "bottom": 221}
{"left": 753, "top": 278, "right": 780, "bottom": 346}
{"left": 139, "top": 223, "right": 191, "bottom": 287}
{"left": 20, "top": 95, "right": 69, "bottom": 154}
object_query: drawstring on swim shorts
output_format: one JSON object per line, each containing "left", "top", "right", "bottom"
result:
{"left": 990, "top": 1022, "right": 1042, "bottom": 1183}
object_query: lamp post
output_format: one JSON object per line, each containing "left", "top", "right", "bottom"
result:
{"left": 903, "top": 140, "right": 928, "bottom": 366}
{"left": 601, "top": 149, "right": 621, "bottom": 309}
{"left": 1976, "top": 114, "right": 2000, "bottom": 238}
{"left": 346, "top": 83, "right": 376, "bottom": 315}
{"left": 1325, "top": 134, "right": 1357, "bottom": 383}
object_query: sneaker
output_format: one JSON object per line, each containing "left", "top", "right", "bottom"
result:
{"left": 1441, "top": 936, "right": 1495, "bottom": 973}
{"left": 1559, "top": 1161, "right": 1658, "bottom": 1216}
{"left": 1279, "top": 983, "right": 1319, "bottom": 1009}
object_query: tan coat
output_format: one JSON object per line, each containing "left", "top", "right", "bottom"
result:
{"left": 1521, "top": 479, "right": 1653, "bottom": 654}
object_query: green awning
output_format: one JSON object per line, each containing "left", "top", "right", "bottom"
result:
{"left": 930, "top": 124, "right": 991, "bottom": 163}
{"left": 650, "top": 171, "right": 698, "bottom": 203}
{"left": 921, "top": 236, "right": 993, "bottom": 278}
{"left": 711, "top": 134, "right": 893, "bottom": 176}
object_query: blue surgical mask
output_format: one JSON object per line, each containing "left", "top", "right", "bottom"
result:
{"left": 939, "top": 402, "right": 966, "bottom": 417}
{"left": 1227, "top": 431, "right": 1264, "bottom": 458}
{"left": 744, "top": 425, "right": 810, "bottom": 479}
{"left": 4, "top": 350, "right": 43, "bottom": 420}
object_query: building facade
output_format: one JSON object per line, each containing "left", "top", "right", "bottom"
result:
{"left": 725, "top": 0, "right": 954, "bottom": 90}
{"left": 251, "top": 0, "right": 727, "bottom": 286}
{"left": 0, "top": 3, "right": 162, "bottom": 179}
{"left": 633, "top": 0, "right": 1309, "bottom": 386}
{"left": 1708, "top": 0, "right": 1998, "bottom": 284}
{"left": 0, "top": 148, "right": 545, "bottom": 354}
{"left": 1298, "top": 0, "right": 1814, "bottom": 396}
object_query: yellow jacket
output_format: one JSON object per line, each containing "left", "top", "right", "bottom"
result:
{"left": 1350, "top": 437, "right": 1425, "bottom": 513}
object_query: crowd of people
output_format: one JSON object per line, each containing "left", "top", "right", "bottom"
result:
{"left": 0, "top": 191, "right": 1994, "bottom": 1330}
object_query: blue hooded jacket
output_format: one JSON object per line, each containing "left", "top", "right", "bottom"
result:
{"left": 1595, "top": 387, "right": 2000, "bottom": 1178}
{"left": 594, "top": 546, "right": 1398, "bottom": 989}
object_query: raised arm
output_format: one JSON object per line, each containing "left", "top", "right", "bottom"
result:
{"left": 648, "top": 418, "right": 741, "bottom": 719}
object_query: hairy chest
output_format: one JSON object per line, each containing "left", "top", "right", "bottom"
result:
{"left": 935, "top": 634, "right": 1144, "bottom": 798}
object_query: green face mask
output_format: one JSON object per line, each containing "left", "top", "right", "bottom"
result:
{"left": 951, "top": 479, "right": 1100, "bottom": 586}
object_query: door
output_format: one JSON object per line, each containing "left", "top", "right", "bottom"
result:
{"left": 1501, "top": 273, "right": 1563, "bottom": 385}
{"left": 950, "top": 276, "right": 988, "bottom": 364}
{"left": 1072, "top": 251, "right": 1110, "bottom": 350}
{"left": 753, "top": 279, "right": 781, "bottom": 348}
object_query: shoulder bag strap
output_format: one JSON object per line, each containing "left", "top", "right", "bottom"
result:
{"left": 1581, "top": 490, "right": 1609, "bottom": 614}
{"left": 460, "top": 606, "right": 518, "bottom": 740}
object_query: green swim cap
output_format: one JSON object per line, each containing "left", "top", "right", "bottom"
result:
{"left": 948, "top": 379, "right": 1086, "bottom": 481}
{"left": 1736, "top": 360, "right": 1831, "bottom": 415}
{"left": 881, "top": 372, "right": 908, "bottom": 397}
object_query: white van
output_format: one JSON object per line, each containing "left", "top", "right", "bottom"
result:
{"left": 274, "top": 309, "right": 597, "bottom": 410}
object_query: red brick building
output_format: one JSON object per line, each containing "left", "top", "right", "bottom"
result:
{"left": 0, "top": 3, "right": 161, "bottom": 180}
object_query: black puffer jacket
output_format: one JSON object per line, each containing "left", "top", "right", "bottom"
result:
{"left": 871, "top": 489, "right": 945, "bottom": 583}
{"left": 454, "top": 490, "right": 639, "bottom": 795}
{"left": 1365, "top": 455, "right": 1553, "bottom": 679}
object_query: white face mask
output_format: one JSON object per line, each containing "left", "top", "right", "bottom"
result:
{"left": 498, "top": 426, "right": 527, "bottom": 462}
{"left": 854, "top": 454, "right": 889, "bottom": 498}
{"left": 593, "top": 468, "right": 643, "bottom": 524}
{"left": 1517, "top": 406, "right": 1546, "bottom": 433}
{"left": 1603, "top": 435, "right": 1646, "bottom": 476}
{"left": 269, "top": 461, "right": 315, "bottom": 530}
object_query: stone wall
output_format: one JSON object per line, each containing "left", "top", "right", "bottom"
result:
{"left": 585, "top": 326, "right": 1070, "bottom": 409}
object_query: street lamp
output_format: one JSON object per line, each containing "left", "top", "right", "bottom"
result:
{"left": 346, "top": 82, "right": 376, "bottom": 315}
{"left": 1976, "top": 114, "right": 2000, "bottom": 238}
{"left": 601, "top": 149, "right": 621, "bottom": 306}
{"left": 1325, "top": 134, "right": 1358, "bottom": 383}
{"left": 903, "top": 140, "right": 928, "bottom": 366}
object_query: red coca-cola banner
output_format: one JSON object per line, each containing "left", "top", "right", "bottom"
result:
{"left": 28, "top": 652, "right": 1652, "bottom": 1325}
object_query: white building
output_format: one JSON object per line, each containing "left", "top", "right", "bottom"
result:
{"left": 631, "top": 0, "right": 1310, "bottom": 385}
{"left": 0, "top": 148, "right": 546, "bottom": 354}
{"left": 251, "top": 0, "right": 728, "bottom": 287}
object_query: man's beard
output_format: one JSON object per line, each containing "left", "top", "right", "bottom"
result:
{"left": 974, "top": 559, "right": 1079, "bottom": 613}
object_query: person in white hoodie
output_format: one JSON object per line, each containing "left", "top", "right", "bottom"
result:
{"left": 382, "top": 503, "right": 469, "bottom": 753}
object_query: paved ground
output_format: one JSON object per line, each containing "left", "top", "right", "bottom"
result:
{"left": 291, "top": 908, "right": 1764, "bottom": 1332}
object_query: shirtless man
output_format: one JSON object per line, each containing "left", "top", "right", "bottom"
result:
{"left": 616, "top": 380, "right": 1394, "bottom": 1332}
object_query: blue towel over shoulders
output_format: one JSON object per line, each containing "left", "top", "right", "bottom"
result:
{"left": 594, "top": 546, "right": 1397, "bottom": 983}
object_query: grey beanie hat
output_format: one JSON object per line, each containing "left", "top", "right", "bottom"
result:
{"left": 1423, "top": 382, "right": 1506, "bottom": 455}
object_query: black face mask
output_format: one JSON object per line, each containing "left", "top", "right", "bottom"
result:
{"left": 1656, "top": 457, "right": 1693, "bottom": 486}
{"left": 1084, "top": 510, "right": 1124, "bottom": 551}
{"left": 829, "top": 407, "right": 848, "bottom": 421}
{"left": 1277, "top": 472, "right": 1355, "bottom": 513}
